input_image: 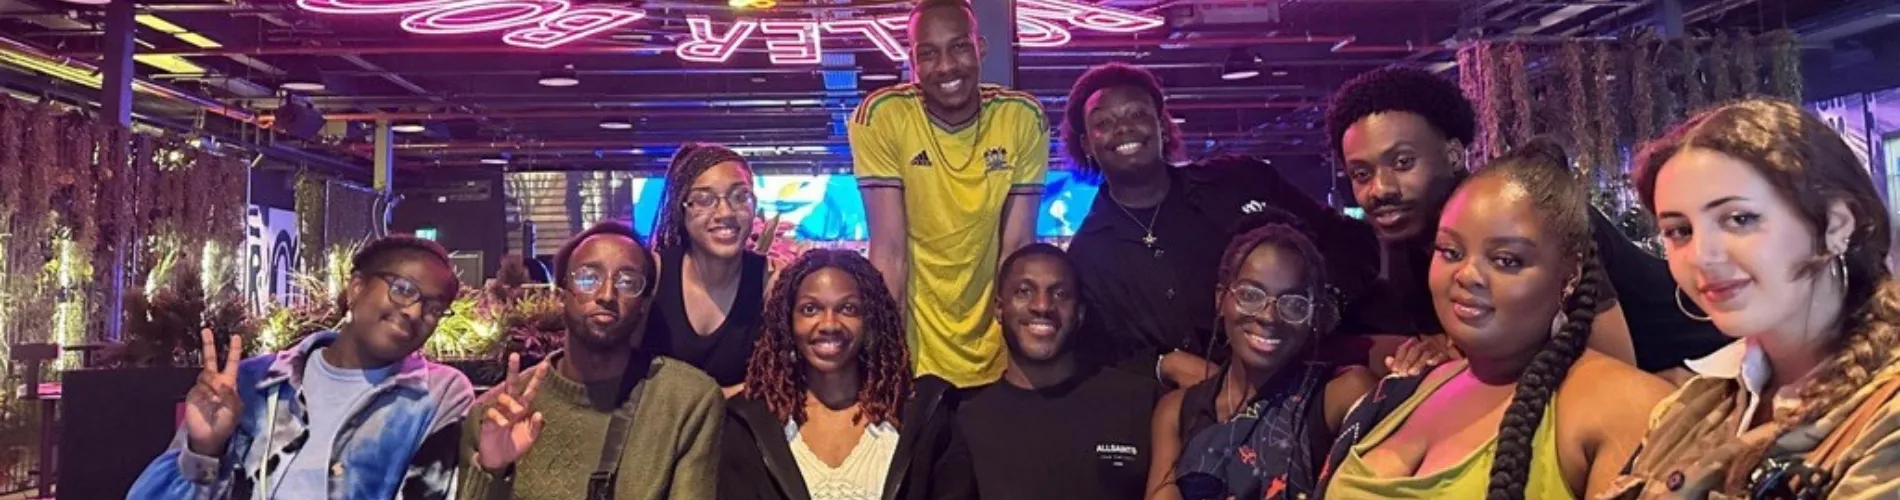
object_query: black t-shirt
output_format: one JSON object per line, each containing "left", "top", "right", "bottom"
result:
{"left": 643, "top": 246, "right": 767, "bottom": 386}
{"left": 956, "top": 364, "right": 1160, "bottom": 500}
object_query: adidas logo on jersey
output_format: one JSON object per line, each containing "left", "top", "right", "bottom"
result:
{"left": 910, "top": 151, "right": 933, "bottom": 167}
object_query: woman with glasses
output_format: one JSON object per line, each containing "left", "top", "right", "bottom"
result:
{"left": 1144, "top": 211, "right": 1377, "bottom": 500}
{"left": 647, "top": 143, "right": 770, "bottom": 396}
{"left": 720, "top": 249, "right": 975, "bottom": 500}
{"left": 1604, "top": 100, "right": 1900, "bottom": 498}
{"left": 1316, "top": 140, "right": 1670, "bottom": 499}
{"left": 130, "top": 235, "right": 474, "bottom": 499}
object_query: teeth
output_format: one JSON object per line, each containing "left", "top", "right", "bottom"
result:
{"left": 939, "top": 79, "right": 963, "bottom": 92}
{"left": 1024, "top": 323, "right": 1057, "bottom": 336}
{"left": 1114, "top": 142, "right": 1142, "bottom": 155}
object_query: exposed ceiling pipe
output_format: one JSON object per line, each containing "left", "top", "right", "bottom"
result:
{"left": 0, "top": 33, "right": 259, "bottom": 123}
{"left": 306, "top": 98, "right": 1315, "bottom": 122}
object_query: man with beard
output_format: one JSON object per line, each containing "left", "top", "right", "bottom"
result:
{"left": 459, "top": 222, "right": 722, "bottom": 499}
{"left": 851, "top": 0, "right": 1049, "bottom": 388}
{"left": 1064, "top": 62, "right": 1376, "bottom": 389}
{"left": 1325, "top": 66, "right": 1729, "bottom": 375}
{"left": 957, "top": 244, "right": 1159, "bottom": 500}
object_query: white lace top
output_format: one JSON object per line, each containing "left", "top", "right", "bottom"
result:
{"left": 784, "top": 420, "right": 900, "bottom": 500}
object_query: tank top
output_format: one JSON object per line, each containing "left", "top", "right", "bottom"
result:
{"left": 644, "top": 246, "right": 767, "bottom": 387}
{"left": 1325, "top": 361, "right": 1574, "bottom": 499}
{"left": 1172, "top": 362, "right": 1334, "bottom": 500}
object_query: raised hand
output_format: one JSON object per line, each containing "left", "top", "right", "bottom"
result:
{"left": 475, "top": 353, "right": 546, "bottom": 473}
{"left": 184, "top": 328, "right": 244, "bottom": 456}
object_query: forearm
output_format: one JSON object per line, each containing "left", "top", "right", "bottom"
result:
{"left": 869, "top": 242, "right": 908, "bottom": 300}
{"left": 997, "top": 194, "right": 1039, "bottom": 266}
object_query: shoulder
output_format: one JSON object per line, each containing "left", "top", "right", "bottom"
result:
{"left": 1094, "top": 364, "right": 1162, "bottom": 392}
{"left": 1156, "top": 385, "right": 1188, "bottom": 418}
{"left": 1326, "top": 365, "right": 1379, "bottom": 404}
{"left": 415, "top": 359, "right": 477, "bottom": 400}
{"left": 1561, "top": 351, "right": 1674, "bottom": 424}
{"left": 651, "top": 357, "right": 722, "bottom": 402}
{"left": 1185, "top": 154, "right": 1271, "bottom": 179}
{"left": 852, "top": 84, "right": 921, "bottom": 127}
{"left": 980, "top": 85, "right": 1047, "bottom": 125}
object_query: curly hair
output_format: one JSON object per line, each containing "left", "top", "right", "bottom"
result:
{"left": 1060, "top": 62, "right": 1185, "bottom": 175}
{"left": 1325, "top": 66, "right": 1477, "bottom": 161}
{"left": 649, "top": 143, "right": 753, "bottom": 252}
{"left": 1215, "top": 208, "right": 1338, "bottom": 336}
{"left": 1459, "top": 139, "right": 1602, "bottom": 500}
{"left": 744, "top": 249, "right": 913, "bottom": 427}
{"left": 1635, "top": 99, "right": 1898, "bottom": 431}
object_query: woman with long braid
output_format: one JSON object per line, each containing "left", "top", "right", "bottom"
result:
{"left": 1145, "top": 210, "right": 1377, "bottom": 500}
{"left": 1319, "top": 140, "right": 1671, "bottom": 499}
{"left": 1606, "top": 100, "right": 1900, "bottom": 498}
{"left": 719, "top": 249, "right": 974, "bottom": 500}
{"left": 646, "top": 143, "right": 769, "bottom": 395}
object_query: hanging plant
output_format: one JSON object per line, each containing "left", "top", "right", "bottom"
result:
{"left": 1507, "top": 42, "right": 1534, "bottom": 148}
{"left": 1631, "top": 36, "right": 1657, "bottom": 142}
{"left": 1735, "top": 30, "right": 1761, "bottom": 96}
{"left": 0, "top": 100, "right": 22, "bottom": 229}
{"left": 1457, "top": 43, "right": 1493, "bottom": 163}
{"left": 1681, "top": 35, "right": 1707, "bottom": 114}
{"left": 295, "top": 170, "right": 326, "bottom": 272}
{"left": 1479, "top": 42, "right": 1508, "bottom": 164}
{"left": 1593, "top": 41, "right": 1620, "bottom": 178}
{"left": 1708, "top": 31, "right": 1736, "bottom": 103}
{"left": 1769, "top": 30, "right": 1802, "bottom": 100}
{"left": 1561, "top": 41, "right": 1593, "bottom": 172}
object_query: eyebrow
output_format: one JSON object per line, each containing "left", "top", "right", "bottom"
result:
{"left": 1657, "top": 195, "right": 1748, "bottom": 219}
{"left": 1484, "top": 236, "right": 1538, "bottom": 249}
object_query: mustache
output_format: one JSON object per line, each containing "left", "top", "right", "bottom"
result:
{"left": 1365, "top": 195, "right": 1410, "bottom": 213}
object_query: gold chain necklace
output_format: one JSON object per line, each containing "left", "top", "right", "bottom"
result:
{"left": 918, "top": 94, "right": 988, "bottom": 171}
{"left": 1110, "top": 194, "right": 1163, "bottom": 249}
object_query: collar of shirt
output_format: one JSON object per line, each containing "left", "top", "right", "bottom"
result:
{"left": 1685, "top": 338, "right": 1793, "bottom": 435}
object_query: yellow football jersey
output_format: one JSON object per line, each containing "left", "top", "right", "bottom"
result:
{"left": 849, "top": 83, "right": 1049, "bottom": 387}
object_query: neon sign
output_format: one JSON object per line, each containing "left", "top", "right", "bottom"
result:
{"left": 294, "top": 0, "right": 1164, "bottom": 62}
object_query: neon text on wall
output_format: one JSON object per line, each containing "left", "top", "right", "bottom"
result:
{"left": 295, "top": 0, "right": 1164, "bottom": 62}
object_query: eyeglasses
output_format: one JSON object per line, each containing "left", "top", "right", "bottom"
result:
{"left": 366, "top": 272, "right": 455, "bottom": 318}
{"left": 1227, "top": 285, "right": 1312, "bottom": 324}
{"left": 683, "top": 188, "right": 756, "bottom": 213}
{"left": 569, "top": 265, "right": 648, "bottom": 298}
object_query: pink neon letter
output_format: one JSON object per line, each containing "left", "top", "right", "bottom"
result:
{"left": 297, "top": 0, "right": 461, "bottom": 15}
{"left": 676, "top": 16, "right": 758, "bottom": 63}
{"left": 1014, "top": 17, "right": 1072, "bottom": 48}
{"left": 399, "top": 0, "right": 569, "bottom": 35}
{"left": 759, "top": 21, "right": 822, "bottom": 65}
{"left": 502, "top": 6, "right": 647, "bottom": 49}
{"left": 822, "top": 19, "right": 905, "bottom": 62}
{"left": 1019, "top": 0, "right": 1164, "bottom": 33}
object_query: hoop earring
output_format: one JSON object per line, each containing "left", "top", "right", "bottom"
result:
{"left": 1832, "top": 253, "right": 1850, "bottom": 292}
{"left": 1676, "top": 288, "right": 1711, "bottom": 322}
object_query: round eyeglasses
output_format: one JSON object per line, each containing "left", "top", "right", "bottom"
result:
{"left": 1227, "top": 285, "right": 1312, "bottom": 324}
{"left": 569, "top": 265, "right": 648, "bottom": 298}
{"left": 367, "top": 272, "right": 455, "bottom": 318}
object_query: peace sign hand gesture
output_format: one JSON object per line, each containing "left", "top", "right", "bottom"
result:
{"left": 185, "top": 328, "right": 244, "bottom": 457}
{"left": 475, "top": 353, "right": 547, "bottom": 473}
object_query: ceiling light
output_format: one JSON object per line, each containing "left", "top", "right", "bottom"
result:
{"left": 480, "top": 157, "right": 509, "bottom": 165}
{"left": 599, "top": 119, "right": 634, "bottom": 130}
{"left": 862, "top": 73, "right": 898, "bottom": 81}
{"left": 1170, "top": 117, "right": 1186, "bottom": 124}
{"left": 1221, "top": 49, "right": 1260, "bottom": 81}
{"left": 59, "top": 0, "right": 111, "bottom": 6}
{"left": 279, "top": 60, "right": 327, "bottom": 92}
{"left": 538, "top": 65, "right": 580, "bottom": 87}
{"left": 391, "top": 121, "right": 426, "bottom": 133}
{"left": 1270, "top": 70, "right": 1289, "bottom": 77}
{"left": 750, "top": 76, "right": 767, "bottom": 83}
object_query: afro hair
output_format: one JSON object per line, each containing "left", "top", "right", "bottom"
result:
{"left": 1324, "top": 66, "right": 1476, "bottom": 160}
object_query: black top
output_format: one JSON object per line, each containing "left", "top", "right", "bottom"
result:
{"left": 645, "top": 246, "right": 768, "bottom": 386}
{"left": 718, "top": 376, "right": 977, "bottom": 500}
{"left": 1069, "top": 156, "right": 1382, "bottom": 378}
{"left": 956, "top": 364, "right": 1160, "bottom": 500}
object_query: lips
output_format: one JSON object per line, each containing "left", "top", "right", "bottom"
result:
{"left": 1448, "top": 295, "right": 1493, "bottom": 322}
{"left": 808, "top": 333, "right": 850, "bottom": 358}
{"left": 1240, "top": 328, "right": 1283, "bottom": 354}
{"left": 588, "top": 311, "right": 619, "bottom": 325}
{"left": 1698, "top": 278, "right": 1751, "bottom": 305}
{"left": 1021, "top": 319, "right": 1060, "bottom": 338}
{"left": 706, "top": 225, "right": 740, "bottom": 244}
{"left": 937, "top": 78, "right": 965, "bottom": 93}
{"left": 1113, "top": 141, "right": 1144, "bottom": 156}
{"left": 1368, "top": 204, "right": 1413, "bottom": 228}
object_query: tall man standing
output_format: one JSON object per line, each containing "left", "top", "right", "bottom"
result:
{"left": 851, "top": 0, "right": 1049, "bottom": 387}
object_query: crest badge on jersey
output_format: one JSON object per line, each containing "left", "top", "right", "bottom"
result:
{"left": 983, "top": 147, "right": 1009, "bottom": 172}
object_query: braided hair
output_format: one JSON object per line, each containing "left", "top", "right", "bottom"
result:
{"left": 649, "top": 143, "right": 752, "bottom": 252}
{"left": 744, "top": 249, "right": 912, "bottom": 427}
{"left": 1636, "top": 99, "right": 1897, "bottom": 431}
{"left": 1464, "top": 138, "right": 1603, "bottom": 500}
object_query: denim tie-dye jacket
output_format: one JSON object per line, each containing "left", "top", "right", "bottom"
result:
{"left": 126, "top": 331, "right": 474, "bottom": 500}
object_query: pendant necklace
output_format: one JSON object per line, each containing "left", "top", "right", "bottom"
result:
{"left": 1112, "top": 195, "right": 1164, "bottom": 255}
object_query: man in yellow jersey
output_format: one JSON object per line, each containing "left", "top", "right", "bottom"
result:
{"left": 850, "top": 0, "right": 1048, "bottom": 387}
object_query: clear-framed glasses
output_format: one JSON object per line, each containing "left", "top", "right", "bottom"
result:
{"left": 683, "top": 188, "right": 756, "bottom": 213}
{"left": 367, "top": 272, "right": 455, "bottom": 318}
{"left": 570, "top": 265, "right": 648, "bottom": 298}
{"left": 1228, "top": 285, "right": 1312, "bottom": 324}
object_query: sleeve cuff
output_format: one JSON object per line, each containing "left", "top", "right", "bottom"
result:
{"left": 178, "top": 448, "right": 223, "bottom": 485}
{"left": 858, "top": 177, "right": 903, "bottom": 188}
{"left": 1008, "top": 183, "right": 1044, "bottom": 195}
{"left": 459, "top": 460, "right": 514, "bottom": 500}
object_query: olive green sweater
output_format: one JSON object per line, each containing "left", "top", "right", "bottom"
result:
{"left": 458, "top": 352, "right": 724, "bottom": 499}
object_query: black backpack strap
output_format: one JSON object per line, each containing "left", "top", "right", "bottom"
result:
{"left": 586, "top": 354, "right": 655, "bottom": 500}
{"left": 1312, "top": 373, "right": 1425, "bottom": 499}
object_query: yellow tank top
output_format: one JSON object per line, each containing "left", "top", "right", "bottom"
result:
{"left": 1326, "top": 361, "right": 1575, "bottom": 499}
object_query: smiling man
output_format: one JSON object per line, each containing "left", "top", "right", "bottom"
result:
{"left": 849, "top": 0, "right": 1049, "bottom": 387}
{"left": 957, "top": 244, "right": 1158, "bottom": 500}
{"left": 458, "top": 221, "right": 722, "bottom": 499}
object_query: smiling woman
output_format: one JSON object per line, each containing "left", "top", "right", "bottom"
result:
{"left": 644, "top": 143, "right": 769, "bottom": 390}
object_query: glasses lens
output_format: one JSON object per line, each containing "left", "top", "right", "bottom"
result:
{"left": 1233, "top": 286, "right": 1269, "bottom": 314}
{"left": 1277, "top": 294, "right": 1313, "bottom": 323}
{"left": 685, "top": 191, "right": 718, "bottom": 209}
{"left": 614, "top": 272, "right": 647, "bottom": 297}
{"left": 571, "top": 267, "right": 603, "bottom": 294}
{"left": 386, "top": 276, "right": 421, "bottom": 305}
{"left": 727, "top": 190, "right": 756, "bottom": 208}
